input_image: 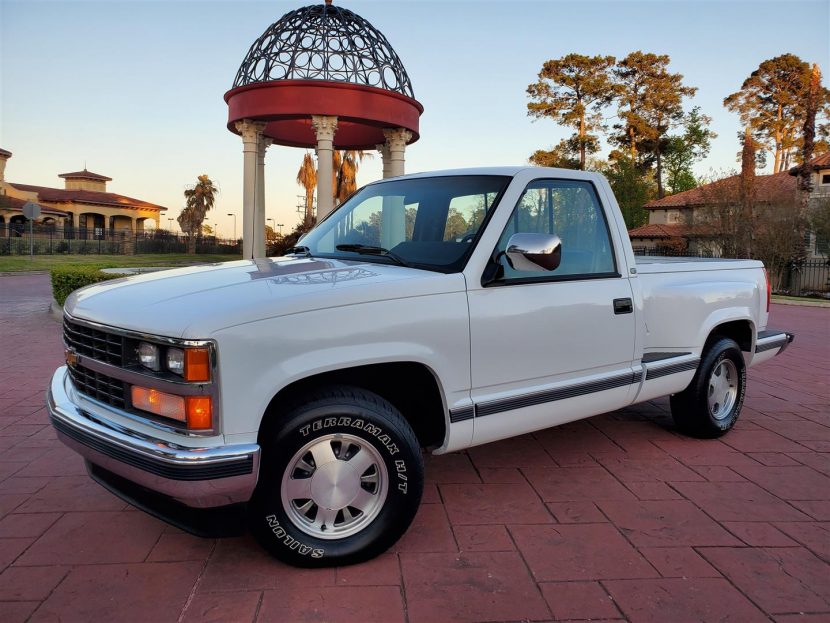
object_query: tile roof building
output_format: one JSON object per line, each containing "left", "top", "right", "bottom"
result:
{"left": 0, "top": 149, "right": 167, "bottom": 238}
{"left": 629, "top": 154, "right": 829, "bottom": 258}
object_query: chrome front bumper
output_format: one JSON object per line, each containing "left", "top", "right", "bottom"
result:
{"left": 47, "top": 366, "right": 260, "bottom": 508}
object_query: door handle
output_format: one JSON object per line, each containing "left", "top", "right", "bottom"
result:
{"left": 613, "top": 298, "right": 633, "bottom": 314}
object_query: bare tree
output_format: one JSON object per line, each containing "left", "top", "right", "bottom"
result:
{"left": 695, "top": 173, "right": 805, "bottom": 290}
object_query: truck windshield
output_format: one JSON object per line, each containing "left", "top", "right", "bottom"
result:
{"left": 295, "top": 175, "right": 511, "bottom": 273}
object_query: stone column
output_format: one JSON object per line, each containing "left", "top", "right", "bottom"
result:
{"left": 376, "top": 142, "right": 391, "bottom": 179}
{"left": 236, "top": 119, "right": 266, "bottom": 259}
{"left": 255, "top": 136, "right": 272, "bottom": 258}
{"left": 383, "top": 128, "right": 413, "bottom": 178}
{"left": 379, "top": 129, "right": 411, "bottom": 248}
{"left": 311, "top": 115, "right": 338, "bottom": 221}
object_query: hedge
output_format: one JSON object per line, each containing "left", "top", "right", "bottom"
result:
{"left": 51, "top": 266, "right": 128, "bottom": 306}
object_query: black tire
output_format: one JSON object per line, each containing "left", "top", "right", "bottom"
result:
{"left": 249, "top": 385, "right": 423, "bottom": 567}
{"left": 670, "top": 337, "right": 746, "bottom": 439}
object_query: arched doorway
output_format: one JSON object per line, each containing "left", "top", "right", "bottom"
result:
{"left": 9, "top": 215, "right": 26, "bottom": 237}
{"left": 79, "top": 212, "right": 105, "bottom": 240}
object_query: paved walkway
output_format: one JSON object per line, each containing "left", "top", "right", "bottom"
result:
{"left": 0, "top": 273, "right": 828, "bottom": 623}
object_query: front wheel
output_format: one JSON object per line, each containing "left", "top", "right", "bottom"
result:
{"left": 670, "top": 337, "right": 747, "bottom": 438}
{"left": 249, "top": 386, "right": 423, "bottom": 567}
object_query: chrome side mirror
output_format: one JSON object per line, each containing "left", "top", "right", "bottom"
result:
{"left": 505, "top": 233, "right": 562, "bottom": 272}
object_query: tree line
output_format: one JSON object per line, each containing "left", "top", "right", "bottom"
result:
{"left": 527, "top": 52, "right": 830, "bottom": 228}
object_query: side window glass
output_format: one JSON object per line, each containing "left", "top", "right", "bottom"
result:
{"left": 443, "top": 192, "right": 499, "bottom": 241}
{"left": 495, "top": 180, "right": 616, "bottom": 280}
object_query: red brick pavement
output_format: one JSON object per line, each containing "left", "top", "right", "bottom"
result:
{"left": 0, "top": 273, "right": 828, "bottom": 622}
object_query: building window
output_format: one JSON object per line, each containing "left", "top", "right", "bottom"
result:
{"left": 821, "top": 173, "right": 830, "bottom": 185}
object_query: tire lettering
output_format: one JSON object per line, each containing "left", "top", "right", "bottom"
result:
{"left": 302, "top": 419, "right": 402, "bottom": 456}
{"left": 395, "top": 459, "right": 408, "bottom": 493}
{"left": 264, "top": 516, "right": 325, "bottom": 558}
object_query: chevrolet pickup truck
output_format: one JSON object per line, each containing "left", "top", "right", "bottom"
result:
{"left": 48, "top": 167, "right": 793, "bottom": 567}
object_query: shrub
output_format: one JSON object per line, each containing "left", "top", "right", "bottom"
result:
{"left": 51, "top": 266, "right": 127, "bottom": 306}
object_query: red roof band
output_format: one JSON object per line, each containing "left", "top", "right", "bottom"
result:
{"left": 224, "top": 80, "right": 423, "bottom": 150}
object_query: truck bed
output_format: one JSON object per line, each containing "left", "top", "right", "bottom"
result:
{"left": 635, "top": 255, "right": 762, "bottom": 274}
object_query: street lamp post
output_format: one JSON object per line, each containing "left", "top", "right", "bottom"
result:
{"left": 277, "top": 223, "right": 284, "bottom": 236}
{"left": 227, "top": 213, "right": 236, "bottom": 240}
{"left": 167, "top": 218, "right": 174, "bottom": 231}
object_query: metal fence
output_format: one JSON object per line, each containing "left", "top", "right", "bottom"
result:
{"left": 775, "top": 259, "right": 830, "bottom": 297}
{"left": 0, "top": 224, "right": 241, "bottom": 256}
{"left": 631, "top": 247, "right": 829, "bottom": 297}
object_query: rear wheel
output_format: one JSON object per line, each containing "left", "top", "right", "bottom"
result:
{"left": 249, "top": 385, "right": 423, "bottom": 567}
{"left": 670, "top": 337, "right": 746, "bottom": 438}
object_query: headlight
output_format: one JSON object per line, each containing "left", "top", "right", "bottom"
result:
{"left": 166, "top": 348, "right": 185, "bottom": 375}
{"left": 137, "top": 342, "right": 160, "bottom": 371}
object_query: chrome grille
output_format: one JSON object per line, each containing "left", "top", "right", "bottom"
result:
{"left": 67, "top": 364, "right": 127, "bottom": 409}
{"left": 63, "top": 319, "right": 125, "bottom": 367}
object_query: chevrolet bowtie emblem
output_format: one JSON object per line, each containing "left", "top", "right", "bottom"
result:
{"left": 65, "top": 349, "right": 78, "bottom": 366}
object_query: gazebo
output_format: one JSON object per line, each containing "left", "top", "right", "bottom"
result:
{"left": 225, "top": 0, "right": 423, "bottom": 258}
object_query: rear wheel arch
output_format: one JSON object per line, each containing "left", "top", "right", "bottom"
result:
{"left": 705, "top": 319, "right": 754, "bottom": 353}
{"left": 258, "top": 362, "right": 448, "bottom": 450}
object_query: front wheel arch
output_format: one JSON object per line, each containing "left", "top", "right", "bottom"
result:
{"left": 258, "top": 362, "right": 448, "bottom": 449}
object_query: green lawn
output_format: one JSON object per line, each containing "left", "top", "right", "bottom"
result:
{"left": 0, "top": 254, "right": 242, "bottom": 273}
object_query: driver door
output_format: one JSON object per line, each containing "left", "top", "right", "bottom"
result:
{"left": 466, "top": 178, "right": 637, "bottom": 446}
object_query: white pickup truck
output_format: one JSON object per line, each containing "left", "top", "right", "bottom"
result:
{"left": 48, "top": 167, "right": 793, "bottom": 566}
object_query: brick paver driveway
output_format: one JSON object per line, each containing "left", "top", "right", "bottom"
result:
{"left": 1, "top": 272, "right": 828, "bottom": 622}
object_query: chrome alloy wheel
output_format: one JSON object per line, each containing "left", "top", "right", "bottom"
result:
{"left": 281, "top": 433, "right": 388, "bottom": 540}
{"left": 708, "top": 359, "right": 738, "bottom": 420}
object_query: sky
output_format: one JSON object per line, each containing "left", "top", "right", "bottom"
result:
{"left": 1, "top": 0, "right": 828, "bottom": 237}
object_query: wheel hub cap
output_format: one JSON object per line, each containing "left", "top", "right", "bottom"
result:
{"left": 708, "top": 359, "right": 738, "bottom": 420}
{"left": 280, "top": 433, "right": 388, "bottom": 540}
{"left": 310, "top": 461, "right": 359, "bottom": 510}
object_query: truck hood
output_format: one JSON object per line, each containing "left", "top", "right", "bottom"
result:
{"left": 65, "top": 257, "right": 465, "bottom": 338}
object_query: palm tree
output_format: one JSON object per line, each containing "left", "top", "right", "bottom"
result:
{"left": 334, "top": 150, "right": 372, "bottom": 205}
{"left": 177, "top": 174, "right": 218, "bottom": 253}
{"left": 296, "top": 152, "right": 317, "bottom": 227}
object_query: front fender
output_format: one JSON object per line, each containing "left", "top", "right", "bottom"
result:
{"left": 213, "top": 292, "right": 472, "bottom": 443}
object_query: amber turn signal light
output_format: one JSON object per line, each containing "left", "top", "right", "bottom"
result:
{"left": 184, "top": 348, "right": 211, "bottom": 382}
{"left": 131, "top": 386, "right": 213, "bottom": 430}
{"left": 185, "top": 396, "right": 213, "bottom": 430}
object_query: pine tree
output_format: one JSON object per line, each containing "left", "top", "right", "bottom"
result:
{"left": 527, "top": 54, "right": 618, "bottom": 170}
{"left": 724, "top": 54, "right": 827, "bottom": 172}
{"left": 612, "top": 51, "right": 697, "bottom": 197}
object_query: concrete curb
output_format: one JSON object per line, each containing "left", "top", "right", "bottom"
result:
{"left": 772, "top": 298, "right": 830, "bottom": 308}
{"left": 49, "top": 299, "right": 63, "bottom": 322}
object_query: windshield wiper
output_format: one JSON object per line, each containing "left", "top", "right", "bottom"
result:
{"left": 285, "top": 245, "right": 313, "bottom": 257}
{"left": 335, "top": 244, "right": 410, "bottom": 267}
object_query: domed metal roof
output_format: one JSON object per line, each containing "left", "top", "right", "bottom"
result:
{"left": 232, "top": 2, "right": 414, "bottom": 98}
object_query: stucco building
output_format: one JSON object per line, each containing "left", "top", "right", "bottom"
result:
{"left": 0, "top": 149, "right": 167, "bottom": 238}
{"left": 629, "top": 153, "right": 830, "bottom": 258}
